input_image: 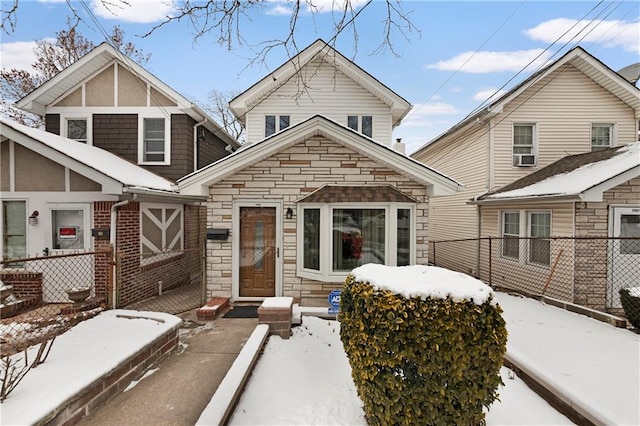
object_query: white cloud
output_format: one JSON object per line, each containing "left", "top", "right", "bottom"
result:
{"left": 473, "top": 87, "right": 506, "bottom": 102}
{"left": 266, "top": 0, "right": 368, "bottom": 15}
{"left": 525, "top": 18, "right": 640, "bottom": 53}
{"left": 0, "top": 41, "right": 39, "bottom": 71}
{"left": 401, "top": 102, "right": 459, "bottom": 128}
{"left": 91, "top": 0, "right": 175, "bottom": 24}
{"left": 266, "top": 4, "right": 293, "bottom": 16}
{"left": 426, "top": 49, "right": 552, "bottom": 74}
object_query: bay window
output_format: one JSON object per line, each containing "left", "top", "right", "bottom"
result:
{"left": 298, "top": 203, "right": 414, "bottom": 281}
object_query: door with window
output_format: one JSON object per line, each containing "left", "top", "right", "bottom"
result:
{"left": 45, "top": 204, "right": 93, "bottom": 302}
{"left": 609, "top": 206, "right": 640, "bottom": 308}
{"left": 2, "top": 201, "right": 27, "bottom": 261}
{"left": 238, "top": 207, "right": 276, "bottom": 298}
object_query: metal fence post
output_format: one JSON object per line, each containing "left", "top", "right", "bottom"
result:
{"left": 432, "top": 240, "right": 436, "bottom": 266}
{"left": 488, "top": 237, "right": 492, "bottom": 285}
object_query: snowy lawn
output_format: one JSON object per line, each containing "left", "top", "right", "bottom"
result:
{"left": 229, "top": 315, "right": 572, "bottom": 425}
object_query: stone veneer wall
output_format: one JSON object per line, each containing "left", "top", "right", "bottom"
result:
{"left": 574, "top": 176, "right": 640, "bottom": 310}
{"left": 205, "top": 137, "right": 430, "bottom": 303}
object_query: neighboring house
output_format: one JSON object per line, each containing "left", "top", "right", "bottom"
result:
{"left": 15, "top": 42, "right": 239, "bottom": 182}
{"left": 472, "top": 143, "right": 640, "bottom": 311}
{"left": 0, "top": 119, "right": 207, "bottom": 308}
{"left": 411, "top": 46, "right": 640, "bottom": 310}
{"left": 178, "top": 40, "right": 462, "bottom": 304}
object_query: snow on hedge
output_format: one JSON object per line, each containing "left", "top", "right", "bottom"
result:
{"left": 350, "top": 264, "right": 493, "bottom": 305}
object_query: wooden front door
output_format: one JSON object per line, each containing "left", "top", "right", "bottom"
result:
{"left": 239, "top": 207, "right": 276, "bottom": 298}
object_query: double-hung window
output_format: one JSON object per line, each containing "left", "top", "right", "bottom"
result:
{"left": 501, "top": 212, "right": 520, "bottom": 259}
{"left": 512, "top": 123, "right": 536, "bottom": 166}
{"left": 299, "top": 203, "right": 414, "bottom": 281}
{"left": 139, "top": 116, "right": 170, "bottom": 164}
{"left": 265, "top": 115, "right": 290, "bottom": 137}
{"left": 528, "top": 212, "right": 551, "bottom": 266}
{"left": 347, "top": 115, "right": 373, "bottom": 137}
{"left": 591, "top": 124, "right": 614, "bottom": 151}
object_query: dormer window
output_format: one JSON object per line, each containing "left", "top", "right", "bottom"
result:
{"left": 347, "top": 115, "right": 373, "bottom": 137}
{"left": 265, "top": 115, "right": 290, "bottom": 137}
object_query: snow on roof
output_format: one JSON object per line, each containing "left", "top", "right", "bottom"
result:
{"left": 2, "top": 119, "right": 176, "bottom": 192}
{"left": 350, "top": 264, "right": 493, "bottom": 305}
{"left": 482, "top": 143, "right": 640, "bottom": 201}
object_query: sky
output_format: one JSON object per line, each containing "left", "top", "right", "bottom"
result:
{"left": 1, "top": 0, "right": 639, "bottom": 154}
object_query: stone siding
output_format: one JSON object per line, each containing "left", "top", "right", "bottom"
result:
{"left": 574, "top": 176, "right": 640, "bottom": 310}
{"left": 205, "top": 137, "right": 430, "bottom": 303}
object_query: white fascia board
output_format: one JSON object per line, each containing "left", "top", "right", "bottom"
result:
{"left": 3, "top": 125, "right": 124, "bottom": 195}
{"left": 580, "top": 166, "right": 640, "bottom": 202}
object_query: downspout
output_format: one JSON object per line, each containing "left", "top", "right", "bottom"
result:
{"left": 110, "top": 194, "right": 137, "bottom": 308}
{"left": 194, "top": 118, "right": 207, "bottom": 172}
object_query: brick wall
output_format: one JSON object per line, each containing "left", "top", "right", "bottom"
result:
{"left": 205, "top": 137, "right": 430, "bottom": 303}
{"left": 0, "top": 272, "right": 43, "bottom": 305}
{"left": 574, "top": 176, "right": 640, "bottom": 309}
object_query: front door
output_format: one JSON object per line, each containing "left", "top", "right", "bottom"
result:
{"left": 239, "top": 207, "right": 276, "bottom": 298}
{"left": 608, "top": 206, "right": 640, "bottom": 308}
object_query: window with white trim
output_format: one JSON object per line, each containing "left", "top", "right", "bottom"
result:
{"left": 265, "top": 115, "right": 290, "bottom": 137}
{"left": 500, "top": 210, "right": 551, "bottom": 267}
{"left": 298, "top": 203, "right": 413, "bottom": 281}
{"left": 1, "top": 200, "right": 26, "bottom": 261}
{"left": 64, "top": 118, "right": 89, "bottom": 144}
{"left": 140, "top": 204, "right": 183, "bottom": 257}
{"left": 512, "top": 123, "right": 536, "bottom": 166}
{"left": 591, "top": 123, "right": 614, "bottom": 151}
{"left": 139, "top": 116, "right": 170, "bottom": 164}
{"left": 347, "top": 115, "right": 373, "bottom": 137}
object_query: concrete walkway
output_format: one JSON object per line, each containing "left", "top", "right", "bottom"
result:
{"left": 77, "top": 311, "right": 257, "bottom": 426}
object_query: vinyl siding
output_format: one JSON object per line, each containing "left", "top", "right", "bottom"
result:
{"left": 244, "top": 57, "right": 394, "bottom": 145}
{"left": 492, "top": 64, "right": 637, "bottom": 188}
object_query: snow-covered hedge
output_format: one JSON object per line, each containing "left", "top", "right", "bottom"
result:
{"left": 339, "top": 264, "right": 507, "bottom": 425}
{"left": 620, "top": 287, "right": 640, "bottom": 329}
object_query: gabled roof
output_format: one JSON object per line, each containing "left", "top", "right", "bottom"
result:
{"left": 15, "top": 43, "right": 239, "bottom": 148}
{"left": 471, "top": 143, "right": 640, "bottom": 204}
{"left": 413, "top": 46, "right": 640, "bottom": 157}
{"left": 229, "top": 39, "right": 412, "bottom": 126}
{"left": 178, "top": 115, "right": 463, "bottom": 197}
{"left": 1, "top": 118, "right": 206, "bottom": 200}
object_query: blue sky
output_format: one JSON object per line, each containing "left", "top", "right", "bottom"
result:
{"left": 1, "top": 0, "right": 638, "bottom": 153}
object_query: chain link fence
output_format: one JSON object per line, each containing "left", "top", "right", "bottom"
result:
{"left": 117, "top": 247, "right": 206, "bottom": 315}
{"left": 430, "top": 237, "right": 640, "bottom": 323}
{"left": 0, "top": 250, "right": 111, "bottom": 356}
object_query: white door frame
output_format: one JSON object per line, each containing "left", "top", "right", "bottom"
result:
{"left": 608, "top": 205, "right": 640, "bottom": 308}
{"left": 232, "top": 200, "right": 283, "bottom": 302}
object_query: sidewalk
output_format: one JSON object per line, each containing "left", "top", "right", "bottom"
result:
{"left": 494, "top": 293, "right": 640, "bottom": 426}
{"left": 77, "top": 311, "right": 257, "bottom": 426}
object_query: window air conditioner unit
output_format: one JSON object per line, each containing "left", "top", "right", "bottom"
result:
{"left": 514, "top": 154, "right": 536, "bottom": 167}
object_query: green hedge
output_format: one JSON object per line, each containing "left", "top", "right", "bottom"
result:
{"left": 339, "top": 274, "right": 507, "bottom": 425}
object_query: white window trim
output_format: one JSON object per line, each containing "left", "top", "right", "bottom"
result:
{"left": 512, "top": 122, "right": 538, "bottom": 167}
{"left": 60, "top": 114, "right": 92, "bottom": 145}
{"left": 140, "top": 203, "right": 184, "bottom": 265}
{"left": 138, "top": 114, "right": 171, "bottom": 165}
{"left": 296, "top": 202, "right": 415, "bottom": 282}
{"left": 499, "top": 209, "right": 551, "bottom": 268}
{"left": 500, "top": 211, "right": 520, "bottom": 261}
{"left": 591, "top": 123, "right": 616, "bottom": 151}
{"left": 48, "top": 203, "right": 92, "bottom": 253}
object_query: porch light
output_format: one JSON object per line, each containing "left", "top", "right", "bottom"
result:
{"left": 28, "top": 210, "right": 39, "bottom": 226}
{"left": 286, "top": 208, "right": 293, "bottom": 220}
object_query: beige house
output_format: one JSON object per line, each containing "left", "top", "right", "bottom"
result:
{"left": 179, "top": 41, "right": 462, "bottom": 304}
{"left": 411, "top": 46, "right": 640, "bottom": 310}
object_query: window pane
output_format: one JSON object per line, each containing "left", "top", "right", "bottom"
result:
{"left": 333, "top": 209, "right": 385, "bottom": 271}
{"left": 529, "top": 212, "right": 550, "bottom": 266}
{"left": 620, "top": 214, "right": 640, "bottom": 255}
{"left": 279, "top": 115, "right": 290, "bottom": 131}
{"left": 144, "top": 118, "right": 165, "bottom": 162}
{"left": 397, "top": 209, "right": 411, "bottom": 266}
{"left": 2, "top": 201, "right": 26, "bottom": 260}
{"left": 265, "top": 115, "right": 276, "bottom": 137}
{"left": 502, "top": 212, "right": 520, "bottom": 259}
{"left": 254, "top": 221, "right": 264, "bottom": 269}
{"left": 67, "top": 119, "right": 87, "bottom": 142}
{"left": 303, "top": 209, "right": 320, "bottom": 270}
{"left": 347, "top": 116, "right": 358, "bottom": 131}
{"left": 362, "top": 116, "right": 372, "bottom": 137}
{"left": 52, "top": 209, "right": 84, "bottom": 250}
{"left": 513, "top": 125, "right": 533, "bottom": 146}
{"left": 591, "top": 125, "right": 612, "bottom": 151}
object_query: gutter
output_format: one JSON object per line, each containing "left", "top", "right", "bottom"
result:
{"left": 467, "top": 194, "right": 582, "bottom": 205}
{"left": 110, "top": 194, "right": 136, "bottom": 308}
{"left": 122, "top": 186, "right": 206, "bottom": 203}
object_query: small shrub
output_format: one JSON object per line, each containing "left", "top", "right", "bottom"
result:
{"left": 620, "top": 288, "right": 640, "bottom": 329}
{"left": 339, "top": 270, "right": 507, "bottom": 425}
